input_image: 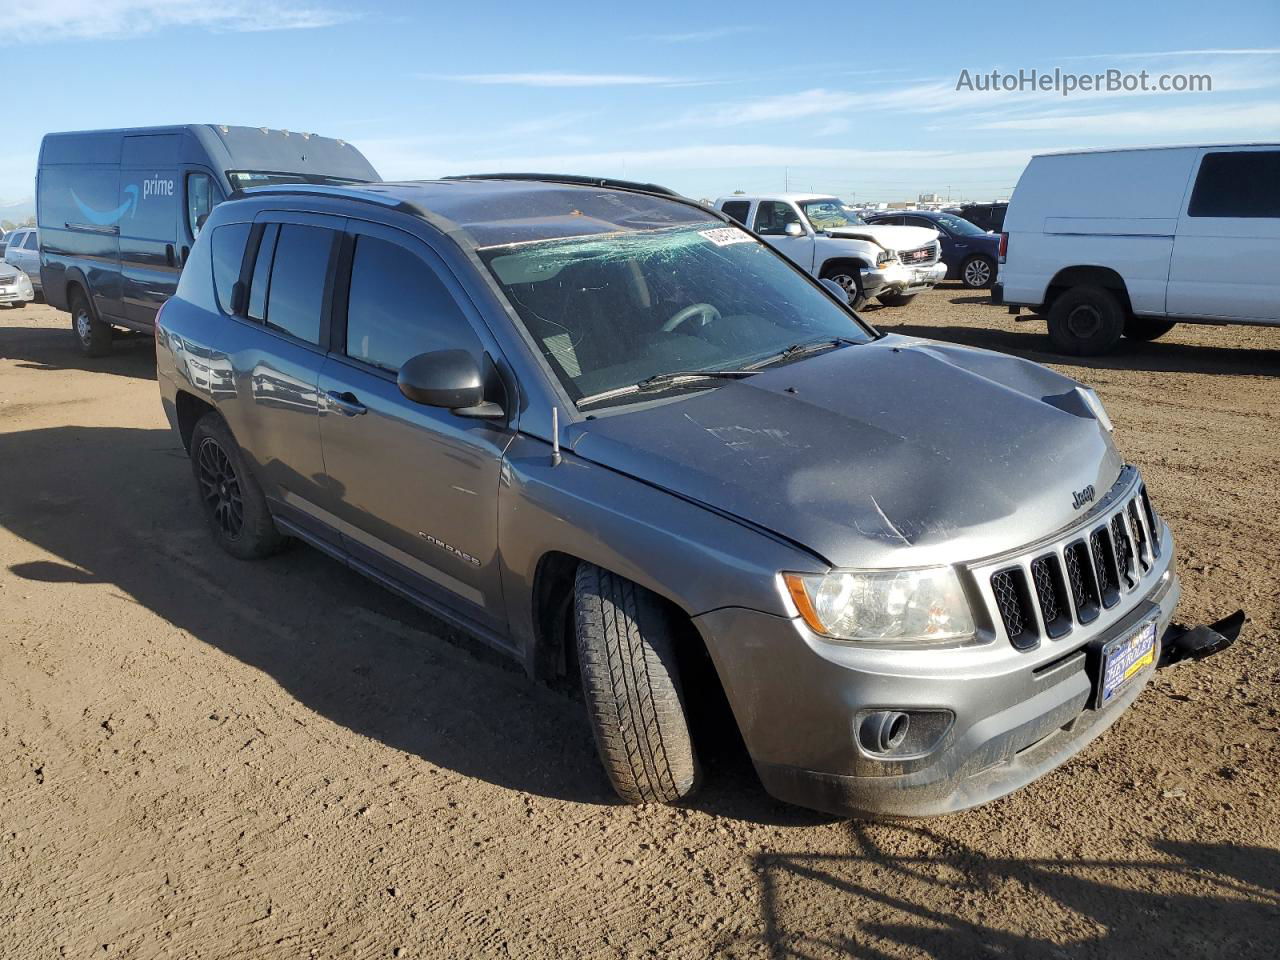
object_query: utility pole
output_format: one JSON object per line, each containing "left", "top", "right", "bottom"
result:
{"left": 784, "top": 167, "right": 790, "bottom": 191}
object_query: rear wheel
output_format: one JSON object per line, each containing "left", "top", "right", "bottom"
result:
{"left": 819, "top": 265, "right": 866, "bottom": 310}
{"left": 70, "top": 287, "right": 111, "bottom": 357}
{"left": 877, "top": 291, "right": 918, "bottom": 307}
{"left": 189, "top": 413, "right": 285, "bottom": 561}
{"left": 1047, "top": 285, "right": 1126, "bottom": 356}
{"left": 960, "top": 255, "right": 995, "bottom": 289}
{"left": 1124, "top": 317, "right": 1177, "bottom": 341}
{"left": 573, "top": 562, "right": 699, "bottom": 805}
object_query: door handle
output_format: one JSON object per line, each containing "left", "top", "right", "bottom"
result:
{"left": 325, "top": 390, "right": 367, "bottom": 416}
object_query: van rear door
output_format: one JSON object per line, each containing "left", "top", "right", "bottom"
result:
{"left": 1169, "top": 147, "right": 1280, "bottom": 322}
{"left": 119, "top": 134, "right": 182, "bottom": 329}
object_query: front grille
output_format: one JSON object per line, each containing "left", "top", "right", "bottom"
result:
{"left": 991, "top": 568, "right": 1037, "bottom": 650}
{"left": 900, "top": 244, "right": 937, "bottom": 266}
{"left": 981, "top": 473, "right": 1164, "bottom": 650}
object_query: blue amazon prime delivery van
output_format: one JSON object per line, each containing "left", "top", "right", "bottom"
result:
{"left": 37, "top": 124, "right": 381, "bottom": 356}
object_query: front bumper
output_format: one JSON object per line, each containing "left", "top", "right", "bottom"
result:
{"left": 694, "top": 530, "right": 1181, "bottom": 818}
{"left": 0, "top": 272, "right": 34, "bottom": 304}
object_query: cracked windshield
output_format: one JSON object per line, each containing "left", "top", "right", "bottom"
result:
{"left": 481, "top": 224, "right": 873, "bottom": 408}
{"left": 799, "top": 199, "right": 866, "bottom": 229}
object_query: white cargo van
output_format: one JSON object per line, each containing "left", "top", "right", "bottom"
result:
{"left": 996, "top": 144, "right": 1280, "bottom": 355}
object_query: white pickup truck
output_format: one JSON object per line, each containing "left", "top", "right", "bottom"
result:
{"left": 714, "top": 194, "right": 945, "bottom": 308}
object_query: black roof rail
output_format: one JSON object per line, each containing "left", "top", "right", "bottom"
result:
{"left": 233, "top": 182, "right": 419, "bottom": 213}
{"left": 442, "top": 172, "right": 684, "bottom": 198}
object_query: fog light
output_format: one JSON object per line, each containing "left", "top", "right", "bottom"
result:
{"left": 855, "top": 708, "right": 954, "bottom": 759}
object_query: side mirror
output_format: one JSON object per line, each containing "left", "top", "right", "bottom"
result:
{"left": 784, "top": 221, "right": 804, "bottom": 238}
{"left": 819, "top": 278, "right": 848, "bottom": 300}
{"left": 398, "top": 349, "right": 504, "bottom": 419}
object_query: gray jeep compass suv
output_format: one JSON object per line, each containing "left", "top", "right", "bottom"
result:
{"left": 156, "top": 175, "right": 1184, "bottom": 817}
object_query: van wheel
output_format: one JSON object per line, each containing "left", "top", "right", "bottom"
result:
{"left": 1124, "top": 317, "right": 1177, "bottom": 342}
{"left": 573, "top": 563, "right": 699, "bottom": 805}
{"left": 1047, "top": 286, "right": 1126, "bottom": 355}
{"left": 877, "top": 291, "right": 918, "bottom": 307}
{"left": 70, "top": 288, "right": 111, "bottom": 357}
{"left": 189, "top": 412, "right": 285, "bottom": 561}
{"left": 960, "top": 255, "right": 995, "bottom": 289}
{"left": 819, "top": 266, "right": 867, "bottom": 310}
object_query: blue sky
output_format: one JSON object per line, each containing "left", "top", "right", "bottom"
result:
{"left": 1, "top": 0, "right": 1277, "bottom": 210}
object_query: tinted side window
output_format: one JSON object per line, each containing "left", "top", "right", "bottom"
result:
{"left": 247, "top": 224, "right": 278, "bottom": 322}
{"left": 345, "top": 235, "right": 479, "bottom": 372}
{"left": 263, "top": 225, "right": 334, "bottom": 344}
{"left": 753, "top": 201, "right": 801, "bottom": 235}
{"left": 210, "top": 222, "right": 251, "bottom": 314}
{"left": 1188, "top": 151, "right": 1280, "bottom": 218}
{"left": 24, "top": 233, "right": 38, "bottom": 249}
{"left": 720, "top": 200, "right": 751, "bottom": 225}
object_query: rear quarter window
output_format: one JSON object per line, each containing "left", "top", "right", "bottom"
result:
{"left": 210, "top": 222, "right": 251, "bottom": 314}
{"left": 1188, "top": 151, "right": 1280, "bottom": 218}
{"left": 720, "top": 200, "right": 751, "bottom": 225}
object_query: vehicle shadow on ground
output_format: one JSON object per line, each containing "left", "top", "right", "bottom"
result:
{"left": 0, "top": 423, "right": 815, "bottom": 824}
{"left": 878, "top": 316, "right": 1280, "bottom": 378}
{"left": 721, "top": 824, "right": 1279, "bottom": 959}
{"left": 0, "top": 318, "right": 156, "bottom": 380}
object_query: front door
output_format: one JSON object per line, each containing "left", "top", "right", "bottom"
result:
{"left": 753, "top": 201, "right": 815, "bottom": 271}
{"left": 1167, "top": 148, "right": 1280, "bottom": 322}
{"left": 316, "top": 221, "right": 514, "bottom": 632}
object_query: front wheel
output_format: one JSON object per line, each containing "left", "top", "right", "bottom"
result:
{"left": 573, "top": 563, "right": 700, "bottom": 805}
{"left": 1124, "top": 317, "right": 1177, "bottom": 341}
{"left": 70, "top": 287, "right": 112, "bottom": 357}
{"left": 960, "top": 255, "right": 995, "bottom": 289}
{"left": 819, "top": 267, "right": 866, "bottom": 310}
{"left": 877, "top": 291, "right": 918, "bottom": 307}
{"left": 189, "top": 413, "right": 286, "bottom": 561}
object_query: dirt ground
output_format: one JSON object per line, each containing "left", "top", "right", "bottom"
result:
{"left": 1, "top": 290, "right": 1278, "bottom": 959}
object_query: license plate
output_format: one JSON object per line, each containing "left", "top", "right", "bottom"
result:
{"left": 1098, "top": 619, "right": 1157, "bottom": 706}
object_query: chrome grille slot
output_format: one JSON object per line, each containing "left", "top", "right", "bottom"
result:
{"left": 991, "top": 567, "right": 1038, "bottom": 650}
{"left": 1090, "top": 527, "right": 1121, "bottom": 608}
{"left": 1128, "top": 500, "right": 1151, "bottom": 571}
{"left": 1063, "top": 539, "right": 1101, "bottom": 624}
{"left": 1030, "top": 554, "right": 1072, "bottom": 639}
{"left": 1110, "top": 513, "right": 1137, "bottom": 589}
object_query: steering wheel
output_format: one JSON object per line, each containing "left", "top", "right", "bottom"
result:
{"left": 662, "top": 302, "right": 722, "bottom": 333}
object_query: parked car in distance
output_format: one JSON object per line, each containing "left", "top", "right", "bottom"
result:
{"left": 157, "top": 173, "right": 1186, "bottom": 818}
{"left": 865, "top": 210, "right": 1000, "bottom": 289}
{"left": 37, "top": 124, "right": 381, "bottom": 357}
{"left": 0, "top": 229, "right": 8, "bottom": 259}
{"left": 947, "top": 202, "right": 1007, "bottom": 234}
{"left": 3, "top": 227, "right": 40, "bottom": 291}
{"left": 997, "top": 143, "right": 1280, "bottom": 354}
{"left": 715, "top": 194, "right": 945, "bottom": 308}
{"left": 0, "top": 260, "right": 34, "bottom": 308}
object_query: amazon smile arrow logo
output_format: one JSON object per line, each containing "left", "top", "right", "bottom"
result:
{"left": 71, "top": 184, "right": 138, "bottom": 226}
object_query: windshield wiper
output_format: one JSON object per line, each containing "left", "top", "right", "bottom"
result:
{"left": 577, "top": 369, "right": 757, "bottom": 409}
{"left": 746, "top": 337, "right": 858, "bottom": 371}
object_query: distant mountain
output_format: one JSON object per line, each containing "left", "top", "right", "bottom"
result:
{"left": 0, "top": 197, "right": 35, "bottom": 228}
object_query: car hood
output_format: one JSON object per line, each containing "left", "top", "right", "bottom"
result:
{"left": 0, "top": 262, "right": 20, "bottom": 280}
{"left": 824, "top": 224, "right": 938, "bottom": 252}
{"left": 569, "top": 335, "right": 1124, "bottom": 568}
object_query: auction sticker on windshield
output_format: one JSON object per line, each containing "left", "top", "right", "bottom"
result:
{"left": 699, "top": 227, "right": 755, "bottom": 247}
{"left": 1097, "top": 618, "right": 1157, "bottom": 706}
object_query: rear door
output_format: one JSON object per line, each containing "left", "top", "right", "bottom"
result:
{"left": 119, "top": 134, "right": 182, "bottom": 328}
{"left": 1167, "top": 148, "right": 1280, "bottom": 322}
{"left": 316, "top": 221, "right": 515, "bottom": 633}
{"left": 222, "top": 212, "right": 345, "bottom": 539}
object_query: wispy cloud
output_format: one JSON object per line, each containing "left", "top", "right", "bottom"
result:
{"left": 1066, "top": 47, "right": 1280, "bottom": 60}
{"left": 6, "top": 0, "right": 353, "bottom": 38}
{"left": 639, "top": 25, "right": 762, "bottom": 43}
{"left": 443, "top": 72, "right": 696, "bottom": 88}
{"left": 972, "top": 101, "right": 1280, "bottom": 134}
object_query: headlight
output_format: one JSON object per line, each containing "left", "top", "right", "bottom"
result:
{"left": 1077, "top": 386, "right": 1114, "bottom": 432}
{"left": 783, "top": 567, "right": 975, "bottom": 643}
{"left": 876, "top": 249, "right": 896, "bottom": 267}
